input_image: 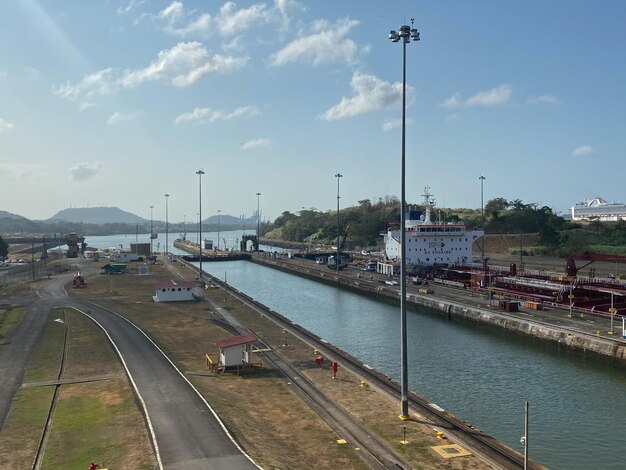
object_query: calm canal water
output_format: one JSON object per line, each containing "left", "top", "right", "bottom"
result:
{"left": 195, "top": 259, "right": 626, "bottom": 470}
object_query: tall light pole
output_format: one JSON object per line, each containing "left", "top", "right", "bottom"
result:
{"left": 150, "top": 205, "right": 154, "bottom": 254}
{"left": 389, "top": 19, "right": 420, "bottom": 420}
{"left": 164, "top": 193, "right": 170, "bottom": 256}
{"left": 479, "top": 175, "right": 486, "bottom": 267}
{"left": 256, "top": 192, "right": 261, "bottom": 251}
{"left": 196, "top": 170, "right": 205, "bottom": 278}
{"left": 217, "top": 209, "right": 221, "bottom": 250}
{"left": 335, "top": 172, "right": 342, "bottom": 274}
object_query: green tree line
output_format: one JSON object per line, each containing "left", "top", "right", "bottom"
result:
{"left": 263, "top": 197, "right": 626, "bottom": 257}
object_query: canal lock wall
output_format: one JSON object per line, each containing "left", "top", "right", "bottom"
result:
{"left": 250, "top": 254, "right": 626, "bottom": 364}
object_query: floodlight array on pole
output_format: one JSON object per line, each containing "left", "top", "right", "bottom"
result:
{"left": 388, "top": 18, "right": 420, "bottom": 420}
{"left": 196, "top": 170, "right": 205, "bottom": 278}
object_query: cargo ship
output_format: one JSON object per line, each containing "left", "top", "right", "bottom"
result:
{"left": 380, "top": 187, "right": 484, "bottom": 276}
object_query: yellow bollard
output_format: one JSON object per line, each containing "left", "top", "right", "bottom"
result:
{"left": 359, "top": 380, "right": 366, "bottom": 388}
{"left": 437, "top": 431, "right": 445, "bottom": 440}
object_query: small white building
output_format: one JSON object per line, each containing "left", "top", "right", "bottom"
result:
{"left": 216, "top": 333, "right": 258, "bottom": 368}
{"left": 153, "top": 279, "right": 195, "bottom": 302}
{"left": 111, "top": 249, "right": 141, "bottom": 263}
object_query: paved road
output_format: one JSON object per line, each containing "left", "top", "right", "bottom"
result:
{"left": 1, "top": 269, "right": 259, "bottom": 470}
{"left": 0, "top": 295, "right": 50, "bottom": 428}
{"left": 69, "top": 298, "right": 259, "bottom": 470}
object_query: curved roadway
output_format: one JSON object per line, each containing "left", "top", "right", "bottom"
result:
{"left": 2, "top": 271, "right": 259, "bottom": 470}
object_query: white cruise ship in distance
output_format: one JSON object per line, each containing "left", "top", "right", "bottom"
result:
{"left": 381, "top": 188, "right": 484, "bottom": 274}
{"left": 570, "top": 197, "right": 626, "bottom": 221}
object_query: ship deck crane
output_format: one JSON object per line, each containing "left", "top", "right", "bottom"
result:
{"left": 566, "top": 251, "right": 626, "bottom": 277}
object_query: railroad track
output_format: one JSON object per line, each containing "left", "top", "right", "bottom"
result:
{"left": 202, "top": 271, "right": 540, "bottom": 470}
{"left": 33, "top": 309, "right": 69, "bottom": 470}
{"left": 196, "top": 285, "right": 411, "bottom": 469}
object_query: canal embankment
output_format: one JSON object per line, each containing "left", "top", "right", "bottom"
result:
{"left": 249, "top": 253, "right": 626, "bottom": 364}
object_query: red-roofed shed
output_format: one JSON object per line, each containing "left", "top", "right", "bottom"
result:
{"left": 208, "top": 333, "right": 261, "bottom": 373}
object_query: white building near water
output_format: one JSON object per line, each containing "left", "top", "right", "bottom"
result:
{"left": 570, "top": 197, "right": 626, "bottom": 221}
{"left": 153, "top": 279, "right": 195, "bottom": 302}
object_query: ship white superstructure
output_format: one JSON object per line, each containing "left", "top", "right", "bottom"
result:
{"left": 382, "top": 188, "right": 483, "bottom": 273}
{"left": 570, "top": 197, "right": 626, "bottom": 221}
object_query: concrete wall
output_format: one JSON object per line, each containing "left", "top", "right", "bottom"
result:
{"left": 250, "top": 254, "right": 626, "bottom": 363}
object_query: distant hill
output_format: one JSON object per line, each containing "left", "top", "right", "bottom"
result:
{"left": 0, "top": 210, "right": 27, "bottom": 220}
{"left": 47, "top": 207, "right": 146, "bottom": 224}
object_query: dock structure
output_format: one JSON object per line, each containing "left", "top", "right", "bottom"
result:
{"left": 173, "top": 239, "right": 250, "bottom": 262}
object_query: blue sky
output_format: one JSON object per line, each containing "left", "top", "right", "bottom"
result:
{"left": 1, "top": 1, "right": 625, "bottom": 222}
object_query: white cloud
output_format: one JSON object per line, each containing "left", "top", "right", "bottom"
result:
{"left": 53, "top": 42, "right": 248, "bottom": 104}
{"left": 269, "top": 17, "right": 360, "bottom": 66}
{"left": 24, "top": 67, "right": 39, "bottom": 79}
{"left": 216, "top": 2, "right": 268, "bottom": 36}
{"left": 79, "top": 102, "right": 96, "bottom": 111}
{"left": 120, "top": 42, "right": 248, "bottom": 88}
{"left": 175, "top": 105, "right": 260, "bottom": 125}
{"left": 320, "top": 72, "right": 411, "bottom": 121}
{"left": 0, "top": 164, "right": 46, "bottom": 180}
{"left": 152, "top": 0, "right": 299, "bottom": 39}
{"left": 572, "top": 145, "right": 594, "bottom": 157}
{"left": 0, "top": 118, "right": 16, "bottom": 133}
{"left": 241, "top": 138, "right": 272, "bottom": 150}
{"left": 527, "top": 94, "right": 560, "bottom": 105}
{"left": 68, "top": 162, "right": 102, "bottom": 181}
{"left": 117, "top": 0, "right": 144, "bottom": 14}
{"left": 159, "top": 1, "right": 184, "bottom": 23}
{"left": 53, "top": 68, "right": 117, "bottom": 101}
{"left": 106, "top": 110, "right": 142, "bottom": 125}
{"left": 441, "top": 85, "right": 512, "bottom": 109}
{"left": 382, "top": 118, "right": 413, "bottom": 132}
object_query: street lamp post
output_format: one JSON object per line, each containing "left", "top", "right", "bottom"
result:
{"left": 335, "top": 173, "right": 342, "bottom": 275}
{"left": 389, "top": 19, "right": 420, "bottom": 420}
{"left": 196, "top": 170, "right": 205, "bottom": 278}
{"left": 164, "top": 194, "right": 170, "bottom": 256}
{"left": 479, "top": 175, "right": 486, "bottom": 267}
{"left": 256, "top": 192, "right": 261, "bottom": 251}
{"left": 609, "top": 292, "right": 615, "bottom": 334}
{"left": 217, "top": 210, "right": 221, "bottom": 250}
{"left": 150, "top": 205, "right": 154, "bottom": 254}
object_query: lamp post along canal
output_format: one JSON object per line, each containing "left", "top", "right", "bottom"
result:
{"left": 256, "top": 192, "right": 261, "bottom": 251}
{"left": 164, "top": 193, "right": 170, "bottom": 256}
{"left": 389, "top": 19, "right": 419, "bottom": 420}
{"left": 217, "top": 210, "right": 221, "bottom": 250}
{"left": 335, "top": 172, "right": 342, "bottom": 275}
{"left": 196, "top": 170, "right": 205, "bottom": 278}
{"left": 479, "top": 175, "right": 486, "bottom": 266}
{"left": 150, "top": 205, "right": 154, "bottom": 254}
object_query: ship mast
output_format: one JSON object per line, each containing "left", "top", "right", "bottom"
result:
{"left": 421, "top": 186, "right": 436, "bottom": 224}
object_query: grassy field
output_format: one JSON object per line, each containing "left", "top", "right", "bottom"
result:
{"left": 70, "top": 260, "right": 488, "bottom": 469}
{"left": 0, "top": 307, "right": 26, "bottom": 344}
{"left": 0, "top": 308, "right": 155, "bottom": 470}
